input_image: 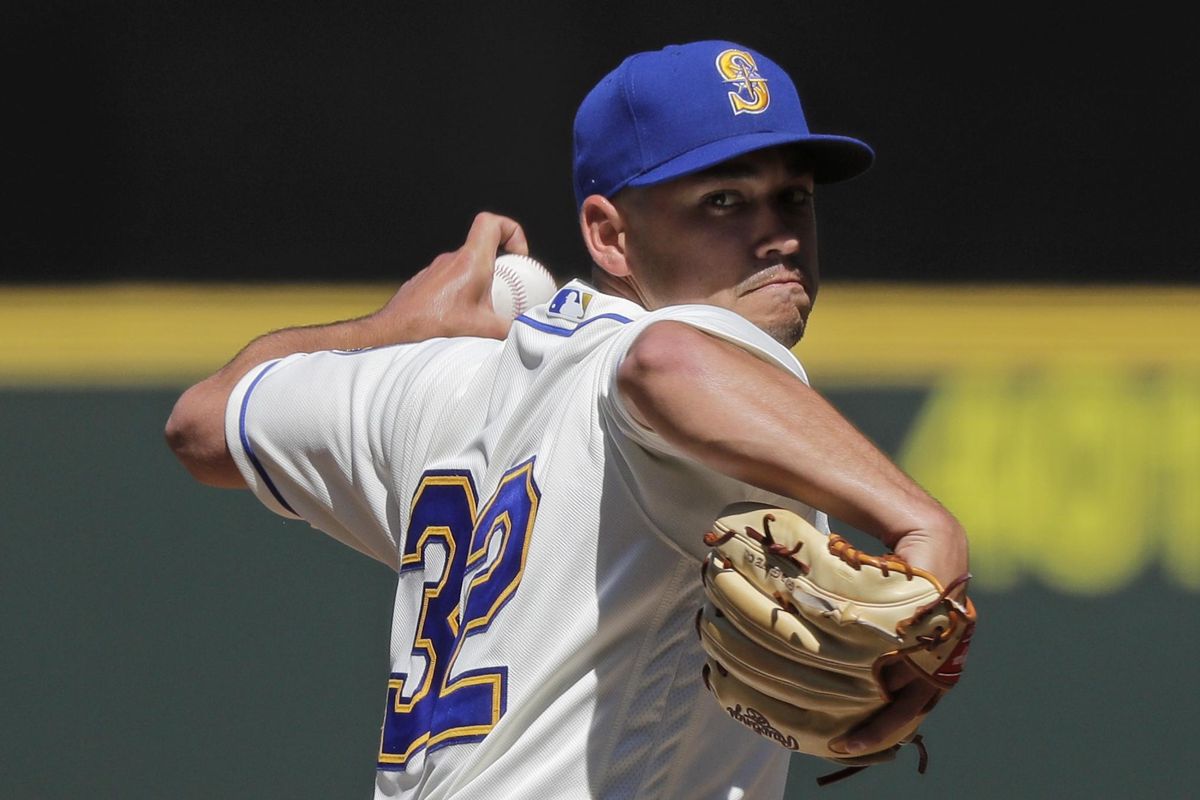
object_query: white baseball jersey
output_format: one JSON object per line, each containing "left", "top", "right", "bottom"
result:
{"left": 225, "top": 279, "right": 829, "bottom": 800}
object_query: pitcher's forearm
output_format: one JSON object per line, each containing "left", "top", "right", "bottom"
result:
{"left": 617, "top": 321, "right": 968, "bottom": 585}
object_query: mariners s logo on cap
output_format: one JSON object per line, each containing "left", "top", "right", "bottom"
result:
{"left": 715, "top": 49, "right": 769, "bottom": 115}
{"left": 571, "top": 40, "right": 874, "bottom": 208}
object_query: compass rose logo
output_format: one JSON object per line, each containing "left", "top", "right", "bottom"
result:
{"left": 715, "top": 49, "right": 770, "bottom": 115}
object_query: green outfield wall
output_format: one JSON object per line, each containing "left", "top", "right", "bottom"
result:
{"left": 3, "top": 285, "right": 1197, "bottom": 798}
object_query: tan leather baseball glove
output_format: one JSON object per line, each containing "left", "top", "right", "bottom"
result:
{"left": 696, "top": 502, "right": 976, "bottom": 785}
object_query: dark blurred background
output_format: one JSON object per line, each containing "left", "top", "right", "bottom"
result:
{"left": 5, "top": 1, "right": 1196, "bottom": 285}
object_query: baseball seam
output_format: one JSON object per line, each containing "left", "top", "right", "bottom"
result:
{"left": 496, "top": 264, "right": 528, "bottom": 316}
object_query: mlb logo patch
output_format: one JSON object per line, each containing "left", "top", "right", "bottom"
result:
{"left": 547, "top": 288, "right": 592, "bottom": 321}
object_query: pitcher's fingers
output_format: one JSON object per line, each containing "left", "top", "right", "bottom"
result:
{"left": 464, "top": 212, "right": 529, "bottom": 260}
{"left": 829, "top": 681, "right": 938, "bottom": 756}
{"left": 880, "top": 658, "right": 919, "bottom": 696}
{"left": 495, "top": 217, "right": 529, "bottom": 257}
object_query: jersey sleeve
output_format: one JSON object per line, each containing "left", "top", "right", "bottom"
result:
{"left": 224, "top": 342, "right": 468, "bottom": 569}
{"left": 598, "top": 303, "right": 811, "bottom": 457}
{"left": 594, "top": 304, "right": 828, "bottom": 558}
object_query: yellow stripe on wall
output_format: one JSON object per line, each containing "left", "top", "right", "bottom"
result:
{"left": 797, "top": 284, "right": 1200, "bottom": 383}
{"left": 1, "top": 283, "right": 1196, "bottom": 386}
{"left": 1, "top": 284, "right": 394, "bottom": 386}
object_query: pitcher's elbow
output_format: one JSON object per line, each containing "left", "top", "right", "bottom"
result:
{"left": 164, "top": 387, "right": 244, "bottom": 488}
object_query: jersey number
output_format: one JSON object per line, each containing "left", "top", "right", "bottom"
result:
{"left": 377, "top": 458, "right": 540, "bottom": 769}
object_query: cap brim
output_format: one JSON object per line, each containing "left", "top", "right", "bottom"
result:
{"left": 625, "top": 131, "right": 874, "bottom": 191}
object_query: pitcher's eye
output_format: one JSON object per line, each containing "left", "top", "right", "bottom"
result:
{"left": 781, "top": 187, "right": 813, "bottom": 207}
{"left": 703, "top": 191, "right": 743, "bottom": 209}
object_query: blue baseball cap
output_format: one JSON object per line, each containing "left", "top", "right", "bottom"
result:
{"left": 572, "top": 40, "right": 874, "bottom": 208}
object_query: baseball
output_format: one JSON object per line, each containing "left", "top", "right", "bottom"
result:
{"left": 491, "top": 253, "right": 557, "bottom": 319}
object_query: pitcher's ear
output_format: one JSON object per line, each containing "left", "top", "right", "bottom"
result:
{"left": 579, "top": 195, "right": 631, "bottom": 278}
